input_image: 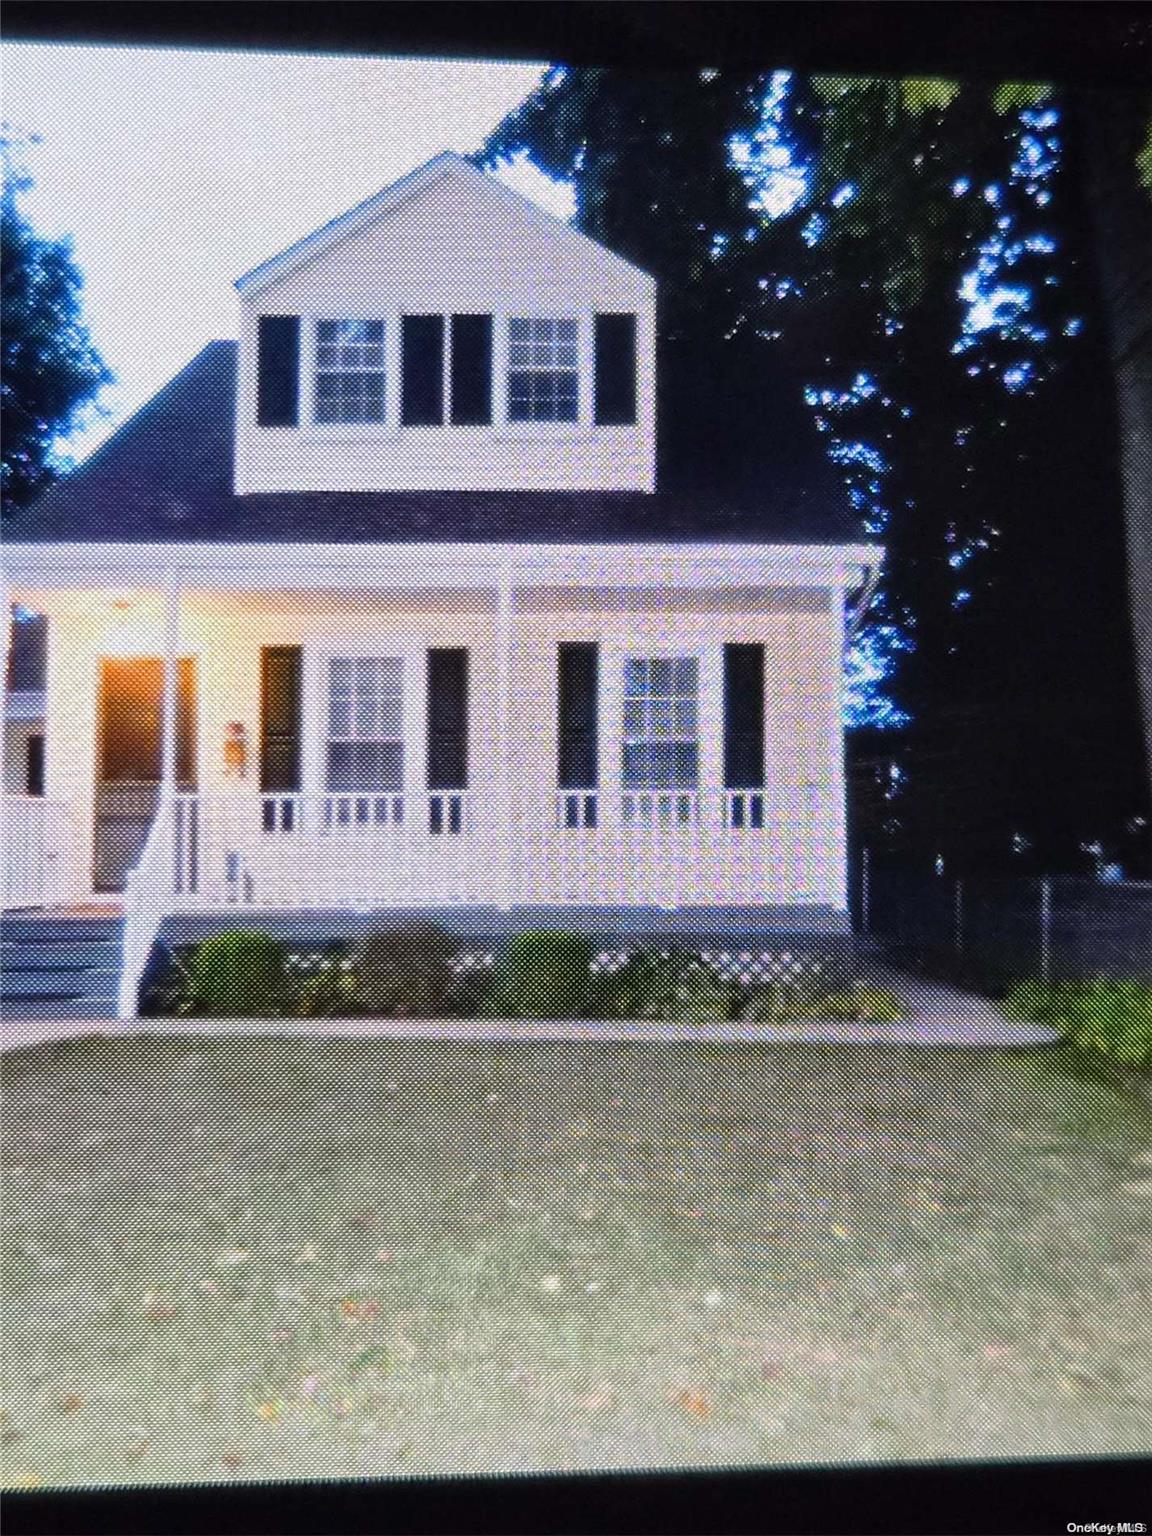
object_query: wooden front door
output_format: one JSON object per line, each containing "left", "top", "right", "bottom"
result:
{"left": 94, "top": 657, "right": 197, "bottom": 892}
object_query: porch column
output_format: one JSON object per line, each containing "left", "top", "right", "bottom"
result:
{"left": 160, "top": 572, "right": 181, "bottom": 797}
{"left": 496, "top": 568, "right": 514, "bottom": 908}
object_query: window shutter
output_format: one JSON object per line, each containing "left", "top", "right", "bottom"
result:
{"left": 723, "top": 644, "right": 766, "bottom": 789}
{"left": 427, "top": 648, "right": 469, "bottom": 789}
{"left": 557, "top": 643, "right": 599, "bottom": 789}
{"left": 593, "top": 313, "right": 638, "bottom": 426}
{"left": 260, "top": 646, "right": 302, "bottom": 793}
{"left": 256, "top": 315, "right": 300, "bottom": 426}
{"left": 401, "top": 314, "right": 445, "bottom": 425}
{"left": 450, "top": 314, "right": 493, "bottom": 425}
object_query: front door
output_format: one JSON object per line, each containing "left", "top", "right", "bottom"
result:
{"left": 94, "top": 657, "right": 197, "bottom": 892}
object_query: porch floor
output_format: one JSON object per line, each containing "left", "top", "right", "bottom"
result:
{"left": 157, "top": 903, "right": 852, "bottom": 944}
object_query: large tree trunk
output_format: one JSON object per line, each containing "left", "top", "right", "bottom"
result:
{"left": 1072, "top": 87, "right": 1152, "bottom": 820}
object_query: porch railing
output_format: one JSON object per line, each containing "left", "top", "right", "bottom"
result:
{"left": 1, "top": 795, "right": 71, "bottom": 910}
{"left": 157, "top": 788, "right": 837, "bottom": 908}
{"left": 114, "top": 786, "right": 842, "bottom": 1014}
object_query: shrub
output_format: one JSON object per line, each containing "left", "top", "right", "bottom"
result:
{"left": 597, "top": 948, "right": 735, "bottom": 1023}
{"left": 351, "top": 921, "right": 458, "bottom": 1016}
{"left": 282, "top": 946, "right": 357, "bottom": 1017}
{"left": 492, "top": 930, "right": 595, "bottom": 1018}
{"left": 187, "top": 930, "right": 285, "bottom": 1017}
{"left": 1004, "top": 979, "right": 1152, "bottom": 1069}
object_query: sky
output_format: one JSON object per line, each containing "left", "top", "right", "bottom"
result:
{"left": 3, "top": 43, "right": 571, "bottom": 458}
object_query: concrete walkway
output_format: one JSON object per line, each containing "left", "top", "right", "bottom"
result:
{"left": 2, "top": 980, "right": 1059, "bottom": 1053}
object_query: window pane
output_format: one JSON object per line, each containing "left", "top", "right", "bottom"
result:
{"left": 649, "top": 658, "right": 674, "bottom": 695}
{"left": 623, "top": 658, "right": 647, "bottom": 696}
{"left": 327, "top": 741, "right": 403, "bottom": 792}
{"left": 649, "top": 701, "right": 676, "bottom": 738}
{"left": 673, "top": 657, "right": 698, "bottom": 694}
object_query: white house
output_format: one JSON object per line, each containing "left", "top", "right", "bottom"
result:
{"left": 1, "top": 150, "right": 881, "bottom": 1019}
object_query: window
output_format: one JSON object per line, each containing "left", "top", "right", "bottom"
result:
{"left": 622, "top": 657, "right": 699, "bottom": 789}
{"left": 507, "top": 317, "right": 579, "bottom": 423}
{"left": 314, "top": 319, "right": 386, "bottom": 424}
{"left": 326, "top": 657, "right": 403, "bottom": 792}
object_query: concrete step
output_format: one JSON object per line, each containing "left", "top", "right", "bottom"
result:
{"left": 1, "top": 968, "right": 120, "bottom": 997}
{"left": 2, "top": 994, "right": 118, "bottom": 1022}
{"left": 1, "top": 940, "right": 122, "bottom": 969}
{"left": 1, "top": 920, "right": 123, "bottom": 945}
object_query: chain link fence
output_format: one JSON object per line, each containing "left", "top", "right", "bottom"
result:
{"left": 858, "top": 855, "right": 1152, "bottom": 994}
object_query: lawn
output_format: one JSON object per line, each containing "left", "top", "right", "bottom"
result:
{"left": 2, "top": 1036, "right": 1151, "bottom": 1488}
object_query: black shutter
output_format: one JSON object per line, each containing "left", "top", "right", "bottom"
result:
{"left": 260, "top": 646, "right": 302, "bottom": 793}
{"left": 558, "top": 643, "right": 599, "bottom": 789}
{"left": 594, "top": 313, "right": 638, "bottom": 426}
{"left": 723, "top": 644, "right": 766, "bottom": 789}
{"left": 256, "top": 315, "right": 300, "bottom": 426}
{"left": 401, "top": 314, "right": 445, "bottom": 425}
{"left": 427, "top": 648, "right": 469, "bottom": 789}
{"left": 25, "top": 734, "right": 45, "bottom": 798}
{"left": 450, "top": 314, "right": 493, "bottom": 425}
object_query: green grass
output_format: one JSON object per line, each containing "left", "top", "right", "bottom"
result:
{"left": 2, "top": 1036, "right": 1151, "bottom": 1488}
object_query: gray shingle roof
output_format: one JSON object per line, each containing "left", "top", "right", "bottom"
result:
{"left": 9, "top": 342, "right": 863, "bottom": 545}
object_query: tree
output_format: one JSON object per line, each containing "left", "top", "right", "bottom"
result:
{"left": 1068, "top": 86, "right": 1152, "bottom": 832}
{"left": 1, "top": 128, "right": 111, "bottom": 517}
{"left": 480, "top": 66, "right": 1149, "bottom": 873}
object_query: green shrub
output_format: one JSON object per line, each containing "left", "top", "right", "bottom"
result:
{"left": 283, "top": 946, "right": 357, "bottom": 1017}
{"left": 188, "top": 930, "right": 285, "bottom": 1017}
{"left": 1004, "top": 979, "right": 1152, "bottom": 1069}
{"left": 492, "top": 930, "right": 595, "bottom": 1018}
{"left": 741, "top": 980, "right": 903, "bottom": 1024}
{"left": 351, "top": 921, "right": 458, "bottom": 1016}
{"left": 596, "top": 948, "right": 735, "bottom": 1023}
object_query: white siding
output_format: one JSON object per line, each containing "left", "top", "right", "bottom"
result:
{"left": 235, "top": 166, "right": 656, "bottom": 494}
{"left": 31, "top": 584, "right": 847, "bottom": 910}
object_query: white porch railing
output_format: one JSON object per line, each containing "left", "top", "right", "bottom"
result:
{"left": 149, "top": 788, "right": 836, "bottom": 909}
{"left": 114, "top": 786, "right": 842, "bottom": 1014}
{"left": 1, "top": 795, "right": 71, "bottom": 910}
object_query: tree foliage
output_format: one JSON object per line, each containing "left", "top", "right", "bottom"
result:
{"left": 1, "top": 129, "right": 111, "bottom": 517}
{"left": 480, "top": 66, "right": 1149, "bottom": 874}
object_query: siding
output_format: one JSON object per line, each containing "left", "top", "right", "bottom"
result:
{"left": 234, "top": 170, "right": 656, "bottom": 494}
{"left": 35, "top": 585, "right": 846, "bottom": 909}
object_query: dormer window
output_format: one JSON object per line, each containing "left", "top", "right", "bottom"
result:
{"left": 314, "top": 320, "right": 386, "bottom": 424}
{"left": 507, "top": 317, "right": 579, "bottom": 423}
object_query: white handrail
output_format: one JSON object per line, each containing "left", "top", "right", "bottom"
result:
{"left": 117, "top": 792, "right": 176, "bottom": 1019}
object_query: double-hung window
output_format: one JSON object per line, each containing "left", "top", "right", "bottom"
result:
{"left": 314, "top": 319, "right": 386, "bottom": 424}
{"left": 326, "top": 658, "right": 404, "bottom": 821}
{"left": 622, "top": 657, "right": 700, "bottom": 795}
{"left": 507, "top": 317, "right": 579, "bottom": 423}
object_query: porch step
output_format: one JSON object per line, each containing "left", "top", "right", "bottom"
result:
{"left": 2, "top": 968, "right": 120, "bottom": 997}
{"left": 1, "top": 941, "right": 122, "bottom": 969}
{"left": 2, "top": 994, "right": 120, "bottom": 1022}
{"left": 1, "top": 913, "right": 123, "bottom": 1023}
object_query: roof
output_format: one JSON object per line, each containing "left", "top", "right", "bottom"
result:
{"left": 9, "top": 342, "right": 865, "bottom": 547}
{"left": 235, "top": 150, "right": 653, "bottom": 298}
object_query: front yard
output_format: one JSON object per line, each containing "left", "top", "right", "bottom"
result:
{"left": 2, "top": 1036, "right": 1151, "bottom": 1488}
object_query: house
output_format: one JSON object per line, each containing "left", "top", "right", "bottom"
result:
{"left": 1, "top": 150, "right": 881, "bottom": 1020}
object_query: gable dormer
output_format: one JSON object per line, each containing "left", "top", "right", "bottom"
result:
{"left": 233, "top": 152, "right": 656, "bottom": 495}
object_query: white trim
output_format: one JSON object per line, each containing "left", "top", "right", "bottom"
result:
{"left": 235, "top": 152, "right": 655, "bottom": 299}
{"left": 4, "top": 542, "right": 885, "bottom": 593}
{"left": 302, "top": 639, "right": 425, "bottom": 800}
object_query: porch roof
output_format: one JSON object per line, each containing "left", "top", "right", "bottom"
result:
{"left": 8, "top": 341, "right": 867, "bottom": 549}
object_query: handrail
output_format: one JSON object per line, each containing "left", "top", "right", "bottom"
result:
{"left": 117, "top": 791, "right": 176, "bottom": 1019}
